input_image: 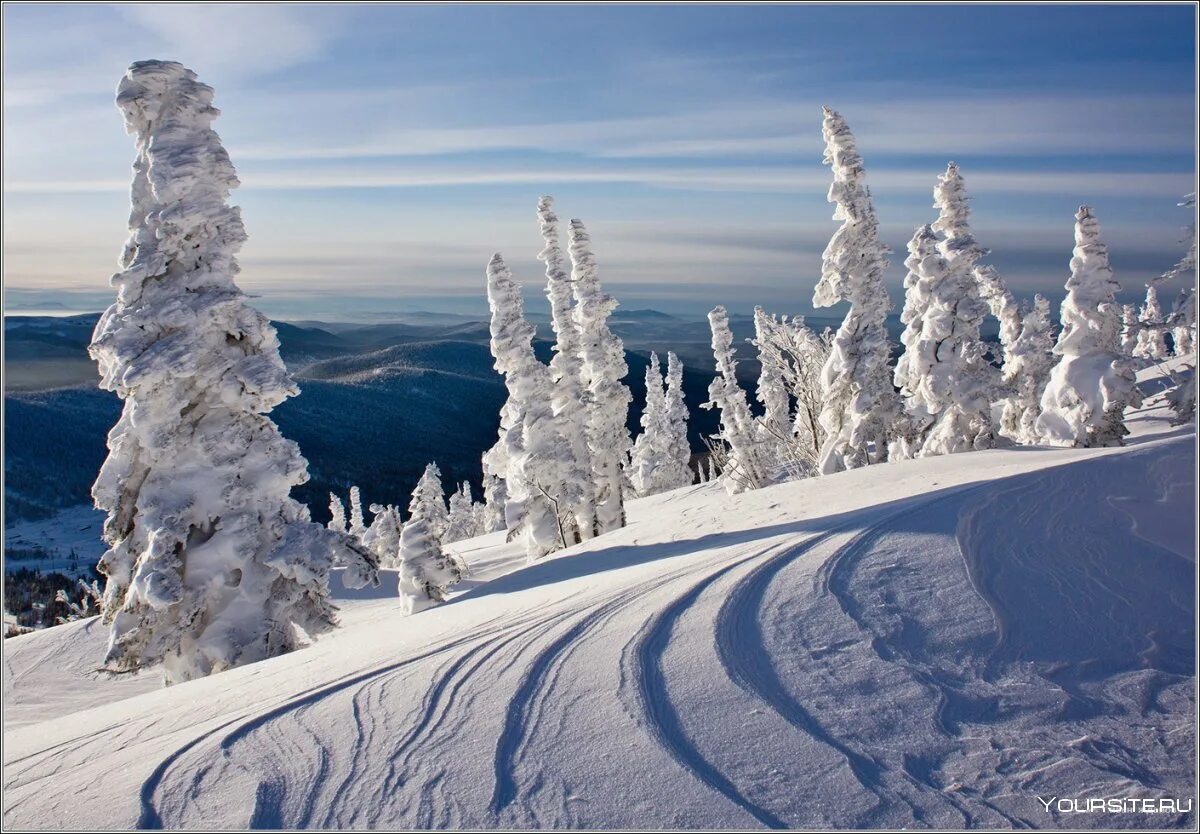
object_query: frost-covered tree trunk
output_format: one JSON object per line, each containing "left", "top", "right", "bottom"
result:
{"left": 362, "top": 504, "right": 404, "bottom": 570}
{"left": 397, "top": 512, "right": 465, "bottom": 616}
{"left": 662, "top": 352, "right": 694, "bottom": 489}
{"left": 348, "top": 486, "right": 366, "bottom": 538}
{"left": 915, "top": 164, "right": 1000, "bottom": 456}
{"left": 408, "top": 462, "right": 449, "bottom": 541}
{"left": 703, "top": 306, "right": 768, "bottom": 492}
{"left": 538, "top": 197, "right": 597, "bottom": 540}
{"left": 1133, "top": 284, "right": 1170, "bottom": 360}
{"left": 812, "top": 107, "right": 897, "bottom": 473}
{"left": 569, "top": 219, "right": 632, "bottom": 532}
{"left": 487, "top": 253, "right": 578, "bottom": 559}
{"left": 629, "top": 353, "right": 670, "bottom": 497}
{"left": 88, "top": 61, "right": 372, "bottom": 684}
{"left": 328, "top": 493, "right": 348, "bottom": 533}
{"left": 998, "top": 295, "right": 1056, "bottom": 444}
{"left": 1037, "top": 206, "right": 1142, "bottom": 447}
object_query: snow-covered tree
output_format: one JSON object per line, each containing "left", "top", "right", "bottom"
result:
{"left": 348, "top": 486, "right": 366, "bottom": 538}
{"left": 487, "top": 253, "right": 579, "bottom": 558}
{"left": 362, "top": 504, "right": 404, "bottom": 570}
{"left": 891, "top": 225, "right": 942, "bottom": 458}
{"left": 629, "top": 353, "right": 672, "bottom": 497}
{"left": 1037, "top": 206, "right": 1142, "bottom": 447}
{"left": 1134, "top": 284, "right": 1170, "bottom": 360}
{"left": 328, "top": 493, "right": 348, "bottom": 534}
{"left": 396, "top": 512, "right": 465, "bottom": 616}
{"left": 88, "top": 61, "right": 373, "bottom": 684}
{"left": 750, "top": 310, "right": 829, "bottom": 471}
{"left": 568, "top": 219, "right": 632, "bottom": 532}
{"left": 538, "top": 197, "right": 598, "bottom": 539}
{"left": 408, "top": 463, "right": 449, "bottom": 541}
{"left": 444, "top": 482, "right": 481, "bottom": 543}
{"left": 1163, "top": 193, "right": 1197, "bottom": 286}
{"left": 752, "top": 308, "right": 793, "bottom": 459}
{"left": 661, "top": 352, "right": 694, "bottom": 489}
{"left": 703, "top": 306, "right": 769, "bottom": 492}
{"left": 1171, "top": 287, "right": 1196, "bottom": 358}
{"left": 918, "top": 163, "right": 1001, "bottom": 456}
{"left": 1120, "top": 304, "right": 1141, "bottom": 356}
{"left": 480, "top": 471, "right": 508, "bottom": 534}
{"left": 811, "top": 107, "right": 897, "bottom": 473}
{"left": 56, "top": 579, "right": 103, "bottom": 624}
{"left": 998, "top": 294, "right": 1056, "bottom": 444}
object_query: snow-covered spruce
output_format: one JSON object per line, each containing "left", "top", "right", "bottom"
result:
{"left": 444, "top": 482, "right": 481, "bottom": 543}
{"left": 396, "top": 513, "right": 465, "bottom": 616}
{"left": 751, "top": 308, "right": 795, "bottom": 470}
{"left": 328, "top": 493, "right": 348, "bottom": 533}
{"left": 661, "top": 352, "right": 695, "bottom": 490}
{"left": 1036, "top": 206, "right": 1142, "bottom": 447}
{"left": 750, "top": 310, "right": 830, "bottom": 472}
{"left": 920, "top": 163, "right": 1001, "bottom": 455}
{"left": 538, "top": 197, "right": 597, "bottom": 540}
{"left": 487, "top": 253, "right": 579, "bottom": 559}
{"left": 811, "top": 107, "right": 897, "bottom": 473}
{"left": 568, "top": 219, "right": 632, "bottom": 532}
{"left": 362, "top": 504, "right": 404, "bottom": 570}
{"left": 629, "top": 353, "right": 671, "bottom": 497}
{"left": 703, "top": 306, "right": 768, "bottom": 492}
{"left": 88, "top": 61, "right": 374, "bottom": 684}
{"left": 891, "top": 225, "right": 942, "bottom": 459}
{"left": 998, "top": 294, "right": 1056, "bottom": 445}
{"left": 1120, "top": 304, "right": 1141, "bottom": 356}
{"left": 1134, "top": 284, "right": 1170, "bottom": 360}
{"left": 348, "top": 485, "right": 366, "bottom": 538}
{"left": 480, "top": 471, "right": 508, "bottom": 534}
{"left": 1172, "top": 288, "right": 1196, "bottom": 358}
{"left": 409, "top": 462, "right": 449, "bottom": 542}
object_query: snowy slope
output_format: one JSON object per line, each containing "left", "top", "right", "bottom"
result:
{"left": 2, "top": 367, "right": 1194, "bottom": 829}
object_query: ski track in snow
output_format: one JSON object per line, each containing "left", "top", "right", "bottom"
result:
{"left": 3, "top": 414, "right": 1195, "bottom": 829}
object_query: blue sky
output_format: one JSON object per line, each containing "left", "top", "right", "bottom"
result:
{"left": 3, "top": 4, "right": 1196, "bottom": 320}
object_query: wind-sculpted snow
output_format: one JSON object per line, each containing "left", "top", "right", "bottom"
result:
{"left": 2, "top": 377, "right": 1194, "bottom": 829}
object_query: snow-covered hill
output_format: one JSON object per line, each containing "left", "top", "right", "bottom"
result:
{"left": 2, "top": 369, "right": 1194, "bottom": 829}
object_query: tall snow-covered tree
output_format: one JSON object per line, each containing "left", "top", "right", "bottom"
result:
{"left": 998, "top": 295, "right": 1056, "bottom": 445}
{"left": 891, "top": 224, "right": 943, "bottom": 458}
{"left": 703, "top": 306, "right": 768, "bottom": 492}
{"left": 1037, "top": 206, "right": 1142, "bottom": 447}
{"left": 1134, "top": 284, "right": 1170, "bottom": 360}
{"left": 348, "top": 486, "right": 366, "bottom": 538}
{"left": 811, "top": 107, "right": 897, "bottom": 473}
{"left": 629, "top": 353, "right": 671, "bottom": 497}
{"left": 538, "top": 197, "right": 597, "bottom": 540}
{"left": 661, "top": 352, "right": 694, "bottom": 489}
{"left": 487, "top": 253, "right": 579, "bottom": 558}
{"left": 752, "top": 308, "right": 794, "bottom": 461}
{"left": 362, "top": 504, "right": 404, "bottom": 570}
{"left": 396, "top": 508, "right": 465, "bottom": 616}
{"left": 444, "top": 482, "right": 480, "bottom": 543}
{"left": 408, "top": 463, "right": 449, "bottom": 541}
{"left": 913, "top": 163, "right": 1000, "bottom": 456}
{"left": 1120, "top": 304, "right": 1141, "bottom": 356}
{"left": 328, "top": 493, "right": 348, "bottom": 533}
{"left": 88, "top": 61, "right": 372, "bottom": 684}
{"left": 568, "top": 219, "right": 632, "bottom": 532}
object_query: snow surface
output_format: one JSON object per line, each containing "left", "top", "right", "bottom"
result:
{"left": 4, "top": 505, "right": 107, "bottom": 577}
{"left": 2, "top": 364, "right": 1195, "bottom": 829}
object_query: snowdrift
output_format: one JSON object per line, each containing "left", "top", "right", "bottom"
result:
{"left": 2, "top": 372, "right": 1194, "bottom": 829}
